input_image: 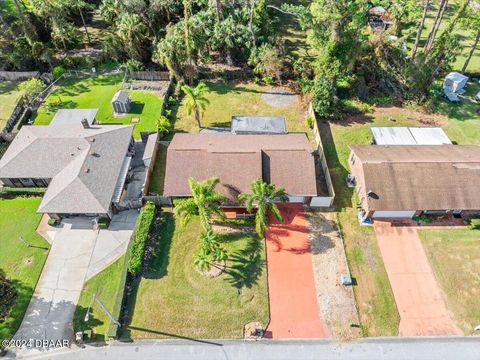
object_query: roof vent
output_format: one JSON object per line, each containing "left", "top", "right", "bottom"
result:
{"left": 83, "top": 167, "right": 90, "bottom": 173}
{"left": 90, "top": 138, "right": 95, "bottom": 143}
{"left": 367, "top": 190, "right": 379, "bottom": 200}
{"left": 90, "top": 151, "right": 100, "bottom": 157}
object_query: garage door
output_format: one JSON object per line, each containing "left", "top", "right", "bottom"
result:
{"left": 372, "top": 210, "right": 416, "bottom": 219}
{"left": 287, "top": 196, "right": 305, "bottom": 203}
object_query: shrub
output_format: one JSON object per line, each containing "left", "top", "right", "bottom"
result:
{"left": 19, "top": 78, "right": 46, "bottom": 101}
{"left": 52, "top": 66, "right": 65, "bottom": 79}
{"left": 156, "top": 115, "right": 171, "bottom": 135}
{"left": 413, "top": 215, "right": 432, "bottom": 224}
{"left": 311, "top": 77, "right": 336, "bottom": 118}
{"left": 470, "top": 218, "right": 480, "bottom": 230}
{"left": 47, "top": 218, "right": 59, "bottom": 227}
{"left": 262, "top": 76, "right": 274, "bottom": 85}
{"left": 0, "top": 187, "right": 46, "bottom": 199}
{"left": 127, "top": 202, "right": 156, "bottom": 276}
{"left": 98, "top": 217, "right": 110, "bottom": 229}
{"left": 0, "top": 270, "right": 17, "bottom": 320}
{"left": 304, "top": 116, "right": 314, "bottom": 129}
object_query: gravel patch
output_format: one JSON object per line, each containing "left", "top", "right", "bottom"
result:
{"left": 308, "top": 212, "right": 361, "bottom": 340}
{"left": 261, "top": 87, "right": 298, "bottom": 108}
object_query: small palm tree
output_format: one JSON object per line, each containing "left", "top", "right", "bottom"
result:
{"left": 195, "top": 231, "right": 228, "bottom": 272}
{"left": 181, "top": 82, "right": 210, "bottom": 129}
{"left": 175, "top": 177, "right": 226, "bottom": 232}
{"left": 200, "top": 230, "right": 219, "bottom": 252}
{"left": 156, "top": 115, "right": 171, "bottom": 135}
{"left": 238, "top": 178, "right": 288, "bottom": 238}
{"left": 195, "top": 246, "right": 211, "bottom": 272}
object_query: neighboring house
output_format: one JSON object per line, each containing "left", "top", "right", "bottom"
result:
{"left": 50, "top": 109, "right": 98, "bottom": 127}
{"left": 371, "top": 127, "right": 452, "bottom": 145}
{"left": 0, "top": 120, "right": 134, "bottom": 219}
{"left": 163, "top": 133, "right": 319, "bottom": 207}
{"left": 349, "top": 145, "right": 480, "bottom": 219}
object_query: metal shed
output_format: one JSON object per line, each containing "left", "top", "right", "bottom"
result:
{"left": 111, "top": 90, "right": 132, "bottom": 114}
{"left": 231, "top": 116, "right": 287, "bottom": 135}
{"left": 371, "top": 127, "right": 452, "bottom": 145}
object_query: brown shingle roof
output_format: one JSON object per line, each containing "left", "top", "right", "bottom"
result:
{"left": 163, "top": 134, "right": 317, "bottom": 199}
{"left": 349, "top": 145, "right": 480, "bottom": 211}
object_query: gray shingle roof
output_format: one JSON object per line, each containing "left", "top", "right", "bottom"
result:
{"left": 0, "top": 123, "right": 134, "bottom": 214}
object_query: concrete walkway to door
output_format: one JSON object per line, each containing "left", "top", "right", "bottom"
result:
{"left": 374, "top": 221, "right": 462, "bottom": 336}
{"left": 265, "top": 204, "right": 329, "bottom": 339}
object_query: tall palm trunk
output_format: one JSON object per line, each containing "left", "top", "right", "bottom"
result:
{"left": 462, "top": 28, "right": 480, "bottom": 72}
{"left": 194, "top": 105, "right": 202, "bottom": 128}
{"left": 425, "top": 0, "right": 449, "bottom": 54}
{"left": 412, "top": 0, "right": 431, "bottom": 59}
{"left": 249, "top": 0, "right": 257, "bottom": 48}
{"left": 79, "top": 7, "right": 91, "bottom": 46}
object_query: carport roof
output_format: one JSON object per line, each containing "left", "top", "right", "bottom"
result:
{"left": 371, "top": 127, "right": 451, "bottom": 145}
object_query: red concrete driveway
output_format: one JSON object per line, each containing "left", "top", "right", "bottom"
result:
{"left": 265, "top": 204, "right": 329, "bottom": 339}
{"left": 374, "top": 222, "right": 462, "bottom": 336}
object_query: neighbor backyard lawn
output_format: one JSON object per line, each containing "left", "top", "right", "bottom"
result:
{"left": 33, "top": 75, "right": 163, "bottom": 139}
{"left": 419, "top": 228, "right": 480, "bottom": 334}
{"left": 172, "top": 81, "right": 309, "bottom": 136}
{"left": 127, "top": 212, "right": 269, "bottom": 339}
{"left": 0, "top": 81, "right": 23, "bottom": 128}
{"left": 0, "top": 197, "right": 50, "bottom": 342}
{"left": 74, "top": 256, "right": 126, "bottom": 342}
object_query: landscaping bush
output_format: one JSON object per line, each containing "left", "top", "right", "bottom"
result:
{"left": 470, "top": 218, "right": 480, "bottom": 230}
{"left": 0, "top": 270, "right": 17, "bottom": 321}
{"left": 47, "top": 218, "right": 59, "bottom": 227}
{"left": 98, "top": 217, "right": 110, "bottom": 229}
{"left": 0, "top": 187, "right": 46, "bottom": 198}
{"left": 413, "top": 215, "right": 432, "bottom": 224}
{"left": 52, "top": 66, "right": 65, "bottom": 79}
{"left": 127, "top": 202, "right": 156, "bottom": 276}
{"left": 304, "top": 116, "right": 314, "bottom": 129}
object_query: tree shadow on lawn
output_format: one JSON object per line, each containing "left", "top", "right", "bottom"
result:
{"left": 221, "top": 234, "right": 265, "bottom": 290}
{"left": 44, "top": 100, "right": 77, "bottom": 112}
{"left": 143, "top": 213, "right": 175, "bottom": 280}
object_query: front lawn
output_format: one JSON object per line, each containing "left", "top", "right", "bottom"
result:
{"left": 33, "top": 75, "right": 163, "bottom": 139}
{"left": 127, "top": 212, "right": 269, "bottom": 339}
{"left": 172, "top": 81, "right": 308, "bottom": 136}
{"left": 0, "top": 81, "right": 23, "bottom": 128}
{"left": 73, "top": 256, "right": 126, "bottom": 342}
{"left": 418, "top": 228, "right": 480, "bottom": 334}
{"left": 0, "top": 197, "right": 50, "bottom": 342}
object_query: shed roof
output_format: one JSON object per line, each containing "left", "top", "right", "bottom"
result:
{"left": 231, "top": 116, "right": 287, "bottom": 134}
{"left": 349, "top": 145, "right": 480, "bottom": 211}
{"left": 50, "top": 109, "right": 97, "bottom": 126}
{"left": 112, "top": 90, "right": 130, "bottom": 103}
{"left": 163, "top": 133, "right": 317, "bottom": 200}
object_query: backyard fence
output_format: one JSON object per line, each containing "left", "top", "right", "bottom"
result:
{"left": 309, "top": 103, "right": 336, "bottom": 208}
{"left": 129, "top": 71, "right": 170, "bottom": 81}
{"left": 0, "top": 71, "right": 39, "bottom": 81}
{"left": 1, "top": 95, "right": 27, "bottom": 133}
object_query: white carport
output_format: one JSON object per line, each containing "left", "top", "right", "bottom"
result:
{"left": 443, "top": 72, "right": 468, "bottom": 93}
{"left": 371, "top": 127, "right": 451, "bottom": 145}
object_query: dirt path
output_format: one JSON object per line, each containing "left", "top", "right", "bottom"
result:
{"left": 308, "top": 212, "right": 361, "bottom": 340}
{"left": 374, "top": 222, "right": 462, "bottom": 336}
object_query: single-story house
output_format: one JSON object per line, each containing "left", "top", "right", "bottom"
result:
{"left": 50, "top": 109, "right": 98, "bottom": 126}
{"left": 371, "top": 127, "right": 452, "bottom": 145}
{"left": 0, "top": 120, "right": 134, "bottom": 219}
{"left": 231, "top": 116, "right": 287, "bottom": 134}
{"left": 349, "top": 144, "right": 480, "bottom": 219}
{"left": 112, "top": 90, "right": 132, "bottom": 114}
{"left": 163, "top": 133, "right": 318, "bottom": 207}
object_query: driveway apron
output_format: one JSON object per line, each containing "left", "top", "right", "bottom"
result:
{"left": 374, "top": 221, "right": 462, "bottom": 336}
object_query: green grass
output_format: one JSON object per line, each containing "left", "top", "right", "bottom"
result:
{"left": 418, "top": 228, "right": 480, "bottom": 334}
{"left": 172, "top": 81, "right": 309, "bottom": 137}
{"left": 0, "top": 81, "right": 23, "bottom": 127}
{"left": 0, "top": 197, "right": 50, "bottom": 342}
{"left": 33, "top": 75, "right": 163, "bottom": 139}
{"left": 148, "top": 143, "right": 168, "bottom": 195}
{"left": 127, "top": 212, "right": 269, "bottom": 339}
{"left": 73, "top": 256, "right": 126, "bottom": 342}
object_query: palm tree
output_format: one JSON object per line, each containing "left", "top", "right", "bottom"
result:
{"left": 195, "top": 230, "right": 228, "bottom": 272}
{"left": 412, "top": 0, "right": 431, "bottom": 60}
{"left": 238, "top": 178, "right": 288, "bottom": 238}
{"left": 116, "top": 13, "right": 147, "bottom": 60}
{"left": 181, "top": 82, "right": 210, "bottom": 129}
{"left": 195, "top": 246, "right": 211, "bottom": 272}
{"left": 175, "top": 177, "right": 225, "bottom": 232}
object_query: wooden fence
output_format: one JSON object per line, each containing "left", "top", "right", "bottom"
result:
{"left": 1, "top": 95, "right": 27, "bottom": 133}
{"left": 0, "top": 71, "right": 39, "bottom": 81}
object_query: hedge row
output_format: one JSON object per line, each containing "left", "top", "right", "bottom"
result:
{"left": 0, "top": 187, "right": 47, "bottom": 198}
{"left": 127, "top": 202, "right": 156, "bottom": 276}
